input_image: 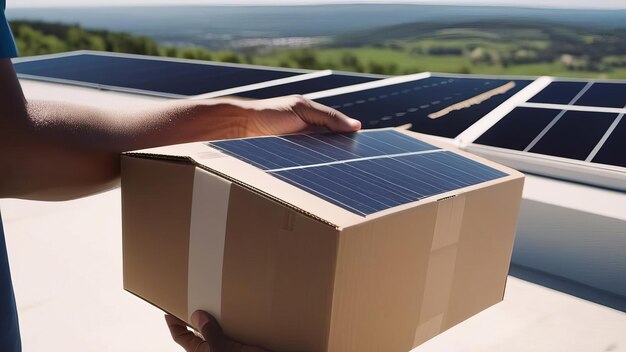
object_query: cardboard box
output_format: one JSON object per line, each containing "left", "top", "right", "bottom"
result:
{"left": 121, "top": 129, "right": 524, "bottom": 352}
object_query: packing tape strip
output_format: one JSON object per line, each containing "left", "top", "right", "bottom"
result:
{"left": 187, "top": 167, "right": 232, "bottom": 322}
{"left": 413, "top": 195, "right": 465, "bottom": 346}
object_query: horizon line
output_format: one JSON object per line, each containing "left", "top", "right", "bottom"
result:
{"left": 9, "top": 1, "right": 626, "bottom": 11}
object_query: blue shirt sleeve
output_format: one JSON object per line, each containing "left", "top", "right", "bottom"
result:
{"left": 1, "top": 4, "right": 18, "bottom": 58}
{"left": 0, "top": 213, "right": 22, "bottom": 352}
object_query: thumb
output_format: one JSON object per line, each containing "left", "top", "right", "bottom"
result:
{"left": 294, "top": 99, "right": 362, "bottom": 132}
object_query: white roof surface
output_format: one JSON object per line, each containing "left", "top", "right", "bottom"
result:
{"left": 1, "top": 78, "right": 624, "bottom": 352}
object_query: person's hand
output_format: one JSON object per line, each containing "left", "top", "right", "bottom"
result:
{"left": 166, "top": 310, "right": 274, "bottom": 352}
{"left": 239, "top": 95, "right": 361, "bottom": 137}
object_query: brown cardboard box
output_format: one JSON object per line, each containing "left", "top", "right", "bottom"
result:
{"left": 121, "top": 129, "right": 524, "bottom": 352}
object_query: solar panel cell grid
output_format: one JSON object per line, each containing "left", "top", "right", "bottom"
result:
{"left": 209, "top": 130, "right": 507, "bottom": 216}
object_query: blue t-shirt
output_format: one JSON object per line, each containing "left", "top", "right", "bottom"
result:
{"left": 1, "top": 2, "right": 22, "bottom": 351}
{"left": 0, "top": 215, "right": 21, "bottom": 352}
{"left": 0, "top": 0, "right": 18, "bottom": 57}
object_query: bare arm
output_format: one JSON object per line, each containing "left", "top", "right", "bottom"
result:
{"left": 0, "top": 59, "right": 360, "bottom": 200}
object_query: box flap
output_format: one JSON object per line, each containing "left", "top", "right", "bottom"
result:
{"left": 125, "top": 129, "right": 523, "bottom": 229}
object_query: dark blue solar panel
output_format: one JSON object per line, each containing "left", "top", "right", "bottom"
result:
{"left": 234, "top": 73, "right": 381, "bottom": 99}
{"left": 314, "top": 76, "right": 531, "bottom": 138}
{"left": 14, "top": 53, "right": 301, "bottom": 96}
{"left": 209, "top": 129, "right": 507, "bottom": 216}
{"left": 474, "top": 107, "right": 561, "bottom": 150}
{"left": 575, "top": 83, "right": 626, "bottom": 109}
{"left": 529, "top": 111, "right": 617, "bottom": 160}
{"left": 271, "top": 151, "right": 507, "bottom": 216}
{"left": 527, "top": 81, "right": 588, "bottom": 105}
{"left": 209, "top": 130, "right": 438, "bottom": 170}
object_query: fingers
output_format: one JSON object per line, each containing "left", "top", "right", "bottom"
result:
{"left": 192, "top": 310, "right": 224, "bottom": 348}
{"left": 292, "top": 96, "right": 361, "bottom": 132}
{"left": 165, "top": 314, "right": 208, "bottom": 352}
{"left": 191, "top": 310, "right": 273, "bottom": 352}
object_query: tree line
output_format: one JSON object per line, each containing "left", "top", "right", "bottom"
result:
{"left": 9, "top": 20, "right": 248, "bottom": 64}
{"left": 8, "top": 20, "right": 404, "bottom": 75}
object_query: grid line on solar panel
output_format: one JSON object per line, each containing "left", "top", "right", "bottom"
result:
{"left": 272, "top": 151, "right": 507, "bottom": 216}
{"left": 528, "top": 110, "right": 618, "bottom": 161}
{"left": 208, "top": 130, "right": 507, "bottom": 216}
{"left": 265, "top": 149, "right": 441, "bottom": 173}
{"left": 575, "top": 83, "right": 626, "bottom": 109}
{"left": 591, "top": 111, "right": 626, "bottom": 168}
{"left": 523, "top": 109, "right": 569, "bottom": 152}
{"left": 473, "top": 107, "right": 561, "bottom": 151}
{"left": 209, "top": 130, "right": 439, "bottom": 170}
{"left": 234, "top": 73, "right": 381, "bottom": 99}
{"left": 586, "top": 108, "right": 626, "bottom": 162}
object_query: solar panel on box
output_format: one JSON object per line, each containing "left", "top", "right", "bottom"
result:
{"left": 121, "top": 128, "right": 523, "bottom": 352}
{"left": 208, "top": 130, "right": 507, "bottom": 215}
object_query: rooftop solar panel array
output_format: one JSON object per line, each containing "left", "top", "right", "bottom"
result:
{"left": 474, "top": 78, "right": 626, "bottom": 171}
{"left": 13, "top": 53, "right": 303, "bottom": 97}
{"left": 209, "top": 130, "right": 508, "bottom": 216}
{"left": 313, "top": 76, "right": 531, "bottom": 138}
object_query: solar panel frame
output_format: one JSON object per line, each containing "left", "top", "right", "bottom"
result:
{"left": 229, "top": 71, "right": 385, "bottom": 99}
{"left": 13, "top": 50, "right": 318, "bottom": 99}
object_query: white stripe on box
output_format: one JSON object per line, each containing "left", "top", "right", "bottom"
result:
{"left": 187, "top": 167, "right": 231, "bottom": 321}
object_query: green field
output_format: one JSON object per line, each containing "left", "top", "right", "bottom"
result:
{"left": 251, "top": 21, "right": 626, "bottom": 79}
{"left": 252, "top": 47, "right": 626, "bottom": 79}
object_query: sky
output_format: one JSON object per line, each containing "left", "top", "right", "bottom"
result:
{"left": 10, "top": 0, "right": 626, "bottom": 9}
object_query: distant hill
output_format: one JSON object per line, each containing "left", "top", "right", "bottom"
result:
{"left": 253, "top": 20, "right": 626, "bottom": 78}
{"left": 9, "top": 15, "right": 626, "bottom": 78}
{"left": 7, "top": 5, "right": 626, "bottom": 50}
{"left": 334, "top": 20, "right": 626, "bottom": 48}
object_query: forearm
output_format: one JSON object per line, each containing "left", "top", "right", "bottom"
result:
{"left": 1, "top": 58, "right": 359, "bottom": 201}
{"left": 1, "top": 99, "right": 249, "bottom": 200}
